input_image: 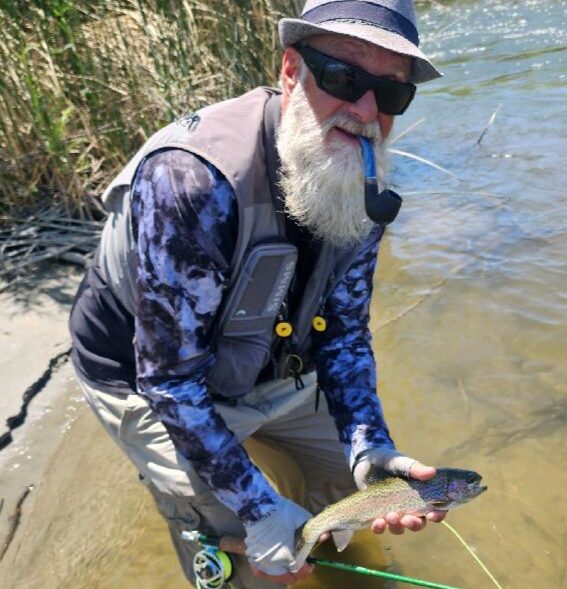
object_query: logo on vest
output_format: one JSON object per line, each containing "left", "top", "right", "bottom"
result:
{"left": 177, "top": 113, "right": 201, "bottom": 132}
{"left": 265, "top": 261, "right": 295, "bottom": 314}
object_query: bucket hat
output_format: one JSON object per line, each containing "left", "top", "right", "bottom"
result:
{"left": 279, "top": 0, "right": 442, "bottom": 84}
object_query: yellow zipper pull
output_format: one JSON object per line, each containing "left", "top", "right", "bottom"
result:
{"left": 312, "top": 315, "right": 327, "bottom": 332}
{"left": 275, "top": 322, "right": 293, "bottom": 337}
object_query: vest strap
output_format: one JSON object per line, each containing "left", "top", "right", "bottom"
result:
{"left": 262, "top": 93, "right": 286, "bottom": 237}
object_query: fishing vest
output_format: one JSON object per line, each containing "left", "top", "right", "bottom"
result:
{"left": 97, "top": 86, "right": 365, "bottom": 399}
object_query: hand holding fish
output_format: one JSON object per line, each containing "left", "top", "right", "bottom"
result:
{"left": 244, "top": 495, "right": 316, "bottom": 584}
{"left": 353, "top": 449, "right": 448, "bottom": 535}
{"left": 210, "top": 463, "right": 485, "bottom": 583}
{"left": 369, "top": 462, "right": 448, "bottom": 535}
{"left": 291, "top": 462, "right": 487, "bottom": 572}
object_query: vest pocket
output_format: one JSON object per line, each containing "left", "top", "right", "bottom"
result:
{"left": 207, "top": 336, "right": 271, "bottom": 399}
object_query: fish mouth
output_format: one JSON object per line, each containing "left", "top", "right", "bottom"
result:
{"left": 465, "top": 471, "right": 487, "bottom": 497}
{"left": 468, "top": 477, "right": 488, "bottom": 499}
{"left": 474, "top": 484, "right": 488, "bottom": 495}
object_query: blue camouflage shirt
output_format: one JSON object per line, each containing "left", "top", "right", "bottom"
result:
{"left": 131, "top": 148, "right": 394, "bottom": 525}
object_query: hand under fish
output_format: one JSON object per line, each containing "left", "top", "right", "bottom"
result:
{"left": 291, "top": 466, "right": 486, "bottom": 573}
{"left": 356, "top": 458, "right": 450, "bottom": 535}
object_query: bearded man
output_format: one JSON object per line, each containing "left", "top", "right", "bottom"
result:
{"left": 69, "top": 1, "right": 446, "bottom": 587}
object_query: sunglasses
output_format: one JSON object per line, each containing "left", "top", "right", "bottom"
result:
{"left": 294, "top": 44, "right": 416, "bottom": 116}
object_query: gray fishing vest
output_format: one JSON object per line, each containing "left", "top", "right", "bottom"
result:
{"left": 97, "top": 87, "right": 362, "bottom": 398}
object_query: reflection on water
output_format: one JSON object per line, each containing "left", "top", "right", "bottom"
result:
{"left": 4, "top": 1, "right": 565, "bottom": 588}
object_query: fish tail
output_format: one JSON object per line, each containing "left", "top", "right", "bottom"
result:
{"left": 291, "top": 539, "right": 314, "bottom": 573}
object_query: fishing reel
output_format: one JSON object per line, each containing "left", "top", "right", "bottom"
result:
{"left": 193, "top": 545, "right": 234, "bottom": 589}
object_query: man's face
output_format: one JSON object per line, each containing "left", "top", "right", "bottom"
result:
{"left": 277, "top": 35, "right": 411, "bottom": 247}
{"left": 281, "top": 35, "right": 412, "bottom": 143}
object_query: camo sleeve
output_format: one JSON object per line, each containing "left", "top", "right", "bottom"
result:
{"left": 312, "top": 227, "right": 396, "bottom": 470}
{"left": 131, "top": 148, "right": 278, "bottom": 524}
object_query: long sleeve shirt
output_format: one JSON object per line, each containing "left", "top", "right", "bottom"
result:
{"left": 130, "top": 147, "right": 394, "bottom": 525}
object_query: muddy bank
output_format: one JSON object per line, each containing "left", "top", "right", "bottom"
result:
{"left": 0, "top": 400, "right": 189, "bottom": 589}
{"left": 0, "top": 264, "right": 82, "bottom": 562}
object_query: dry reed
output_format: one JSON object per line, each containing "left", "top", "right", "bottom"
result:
{"left": 0, "top": 0, "right": 301, "bottom": 218}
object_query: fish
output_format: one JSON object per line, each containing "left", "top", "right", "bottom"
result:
{"left": 292, "top": 467, "right": 487, "bottom": 570}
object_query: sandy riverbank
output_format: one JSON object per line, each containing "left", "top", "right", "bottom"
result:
{"left": 0, "top": 263, "right": 83, "bottom": 559}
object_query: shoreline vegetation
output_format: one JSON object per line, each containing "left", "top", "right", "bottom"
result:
{"left": 0, "top": 0, "right": 305, "bottom": 216}
{"left": 0, "top": 0, "right": 302, "bottom": 276}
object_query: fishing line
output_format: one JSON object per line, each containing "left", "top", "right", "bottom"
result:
{"left": 441, "top": 521, "right": 504, "bottom": 589}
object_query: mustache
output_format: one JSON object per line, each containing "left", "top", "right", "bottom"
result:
{"left": 322, "top": 112, "right": 381, "bottom": 141}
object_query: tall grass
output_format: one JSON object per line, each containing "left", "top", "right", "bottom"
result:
{"left": 0, "top": 0, "right": 302, "bottom": 218}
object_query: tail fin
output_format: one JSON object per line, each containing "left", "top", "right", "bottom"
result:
{"left": 291, "top": 522, "right": 314, "bottom": 573}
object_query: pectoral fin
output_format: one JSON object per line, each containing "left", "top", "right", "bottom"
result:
{"left": 331, "top": 529, "right": 355, "bottom": 552}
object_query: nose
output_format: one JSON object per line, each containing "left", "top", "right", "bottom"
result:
{"left": 345, "top": 89, "right": 379, "bottom": 124}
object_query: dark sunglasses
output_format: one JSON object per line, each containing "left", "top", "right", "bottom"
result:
{"left": 294, "top": 43, "right": 416, "bottom": 116}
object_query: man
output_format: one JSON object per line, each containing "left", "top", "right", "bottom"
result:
{"left": 69, "top": 1, "right": 445, "bottom": 586}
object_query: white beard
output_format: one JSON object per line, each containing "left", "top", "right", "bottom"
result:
{"left": 276, "top": 81, "right": 388, "bottom": 247}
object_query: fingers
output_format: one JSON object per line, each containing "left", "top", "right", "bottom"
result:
{"left": 386, "top": 512, "right": 406, "bottom": 535}
{"left": 426, "top": 509, "right": 447, "bottom": 523}
{"left": 400, "top": 514, "right": 427, "bottom": 532}
{"left": 295, "top": 562, "right": 316, "bottom": 579}
{"left": 370, "top": 517, "right": 387, "bottom": 534}
{"left": 408, "top": 462, "right": 437, "bottom": 481}
{"left": 250, "top": 562, "right": 314, "bottom": 585}
{"left": 371, "top": 512, "right": 406, "bottom": 535}
{"left": 371, "top": 512, "right": 435, "bottom": 535}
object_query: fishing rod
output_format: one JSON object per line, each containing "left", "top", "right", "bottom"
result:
{"left": 181, "top": 530, "right": 462, "bottom": 589}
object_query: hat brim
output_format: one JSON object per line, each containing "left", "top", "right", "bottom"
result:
{"left": 279, "top": 18, "right": 442, "bottom": 84}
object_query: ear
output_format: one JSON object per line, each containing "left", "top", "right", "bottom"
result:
{"left": 281, "top": 46, "right": 302, "bottom": 98}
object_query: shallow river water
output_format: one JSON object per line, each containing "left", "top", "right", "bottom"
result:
{"left": 2, "top": 1, "right": 566, "bottom": 588}
{"left": 372, "top": 0, "right": 567, "bottom": 587}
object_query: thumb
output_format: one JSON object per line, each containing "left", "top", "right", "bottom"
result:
{"left": 409, "top": 462, "right": 437, "bottom": 481}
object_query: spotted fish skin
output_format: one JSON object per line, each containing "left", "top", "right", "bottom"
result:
{"left": 294, "top": 468, "right": 487, "bottom": 568}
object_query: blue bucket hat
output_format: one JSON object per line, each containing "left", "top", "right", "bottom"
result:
{"left": 279, "top": 0, "right": 442, "bottom": 84}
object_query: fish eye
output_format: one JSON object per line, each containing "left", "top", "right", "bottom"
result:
{"left": 466, "top": 472, "right": 479, "bottom": 484}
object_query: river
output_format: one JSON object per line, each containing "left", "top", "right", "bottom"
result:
{"left": 373, "top": 0, "right": 567, "bottom": 587}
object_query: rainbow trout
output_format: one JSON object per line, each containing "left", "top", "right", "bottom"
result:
{"left": 294, "top": 468, "right": 486, "bottom": 568}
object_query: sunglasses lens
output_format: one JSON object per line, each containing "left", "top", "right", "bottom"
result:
{"left": 321, "top": 62, "right": 362, "bottom": 102}
{"left": 375, "top": 80, "right": 414, "bottom": 115}
{"left": 298, "top": 44, "right": 415, "bottom": 115}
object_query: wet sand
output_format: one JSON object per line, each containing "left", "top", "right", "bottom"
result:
{"left": 0, "top": 265, "right": 82, "bottom": 565}
{"left": 0, "top": 263, "right": 187, "bottom": 589}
